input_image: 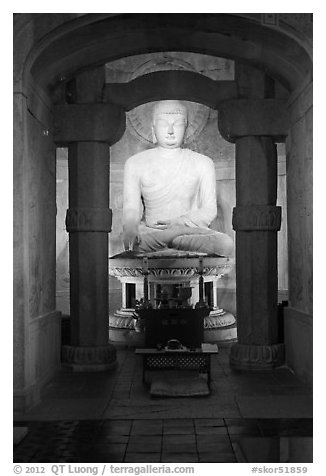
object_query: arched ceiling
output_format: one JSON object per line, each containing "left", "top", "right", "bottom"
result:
{"left": 23, "top": 13, "right": 312, "bottom": 94}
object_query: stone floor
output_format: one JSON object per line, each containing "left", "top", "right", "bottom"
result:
{"left": 13, "top": 346, "right": 313, "bottom": 463}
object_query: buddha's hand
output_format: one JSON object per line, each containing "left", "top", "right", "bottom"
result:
{"left": 155, "top": 216, "right": 189, "bottom": 229}
{"left": 123, "top": 226, "right": 140, "bottom": 251}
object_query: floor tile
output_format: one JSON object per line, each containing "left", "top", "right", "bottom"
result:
{"left": 111, "top": 392, "right": 131, "bottom": 399}
{"left": 20, "top": 398, "right": 109, "bottom": 420}
{"left": 195, "top": 425, "right": 228, "bottom": 436}
{"left": 127, "top": 435, "right": 162, "bottom": 453}
{"left": 194, "top": 418, "right": 224, "bottom": 427}
{"left": 226, "top": 425, "right": 262, "bottom": 436}
{"left": 230, "top": 437, "right": 282, "bottom": 463}
{"left": 164, "top": 418, "right": 194, "bottom": 426}
{"left": 163, "top": 426, "right": 195, "bottom": 434}
{"left": 86, "top": 443, "right": 127, "bottom": 463}
{"left": 162, "top": 434, "right": 196, "bottom": 453}
{"left": 257, "top": 418, "right": 313, "bottom": 436}
{"left": 198, "top": 452, "right": 236, "bottom": 463}
{"left": 100, "top": 420, "right": 132, "bottom": 435}
{"left": 236, "top": 395, "right": 313, "bottom": 418}
{"left": 131, "top": 419, "right": 163, "bottom": 435}
{"left": 196, "top": 435, "right": 233, "bottom": 453}
{"left": 14, "top": 450, "right": 37, "bottom": 463}
{"left": 279, "top": 437, "right": 313, "bottom": 463}
{"left": 163, "top": 419, "right": 195, "bottom": 434}
{"left": 95, "top": 434, "right": 129, "bottom": 444}
{"left": 124, "top": 452, "right": 161, "bottom": 462}
{"left": 84, "top": 454, "right": 125, "bottom": 463}
{"left": 29, "top": 455, "right": 66, "bottom": 463}
{"left": 13, "top": 426, "right": 29, "bottom": 445}
{"left": 224, "top": 418, "right": 262, "bottom": 425}
{"left": 161, "top": 453, "right": 199, "bottom": 463}
{"left": 13, "top": 347, "right": 313, "bottom": 463}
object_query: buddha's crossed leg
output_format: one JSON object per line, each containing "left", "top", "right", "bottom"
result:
{"left": 136, "top": 225, "right": 233, "bottom": 256}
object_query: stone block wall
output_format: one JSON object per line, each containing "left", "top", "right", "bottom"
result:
{"left": 14, "top": 91, "right": 61, "bottom": 412}
{"left": 56, "top": 149, "right": 70, "bottom": 315}
{"left": 284, "top": 81, "right": 313, "bottom": 383}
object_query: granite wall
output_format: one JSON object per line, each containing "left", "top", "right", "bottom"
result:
{"left": 13, "top": 13, "right": 81, "bottom": 413}
{"left": 284, "top": 81, "right": 313, "bottom": 383}
{"left": 56, "top": 149, "right": 70, "bottom": 315}
{"left": 14, "top": 91, "right": 61, "bottom": 413}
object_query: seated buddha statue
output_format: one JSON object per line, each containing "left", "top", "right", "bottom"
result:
{"left": 122, "top": 100, "right": 233, "bottom": 256}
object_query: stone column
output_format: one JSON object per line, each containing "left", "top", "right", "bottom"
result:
{"left": 231, "top": 136, "right": 284, "bottom": 369}
{"left": 218, "top": 66, "right": 288, "bottom": 370}
{"left": 54, "top": 68, "right": 125, "bottom": 370}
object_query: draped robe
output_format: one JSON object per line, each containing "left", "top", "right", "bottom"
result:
{"left": 122, "top": 147, "right": 233, "bottom": 256}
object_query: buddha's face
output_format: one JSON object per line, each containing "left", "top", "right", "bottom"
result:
{"left": 152, "top": 113, "right": 187, "bottom": 149}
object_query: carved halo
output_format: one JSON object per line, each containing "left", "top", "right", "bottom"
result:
{"left": 126, "top": 56, "right": 210, "bottom": 144}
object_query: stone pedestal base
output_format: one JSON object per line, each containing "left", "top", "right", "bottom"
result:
{"left": 230, "top": 343, "right": 285, "bottom": 371}
{"left": 109, "top": 308, "right": 145, "bottom": 346}
{"left": 109, "top": 253, "right": 236, "bottom": 347}
{"left": 204, "top": 309, "right": 237, "bottom": 345}
{"left": 61, "top": 344, "right": 117, "bottom": 371}
{"left": 109, "top": 307, "right": 237, "bottom": 346}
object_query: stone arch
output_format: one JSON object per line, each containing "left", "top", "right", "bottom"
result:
{"left": 21, "top": 14, "right": 311, "bottom": 94}
{"left": 14, "top": 14, "right": 313, "bottom": 411}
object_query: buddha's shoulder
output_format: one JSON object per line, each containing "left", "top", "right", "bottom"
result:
{"left": 183, "top": 149, "right": 214, "bottom": 166}
{"left": 125, "top": 149, "right": 156, "bottom": 167}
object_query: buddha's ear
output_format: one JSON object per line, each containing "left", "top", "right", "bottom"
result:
{"left": 151, "top": 126, "right": 157, "bottom": 144}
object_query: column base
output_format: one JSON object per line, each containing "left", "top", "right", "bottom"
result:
{"left": 61, "top": 344, "right": 117, "bottom": 372}
{"left": 230, "top": 343, "right": 285, "bottom": 371}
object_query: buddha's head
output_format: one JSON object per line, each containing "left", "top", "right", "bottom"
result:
{"left": 152, "top": 100, "right": 188, "bottom": 149}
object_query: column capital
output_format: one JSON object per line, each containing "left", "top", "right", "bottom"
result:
{"left": 66, "top": 207, "right": 112, "bottom": 232}
{"left": 218, "top": 98, "right": 289, "bottom": 143}
{"left": 232, "top": 205, "right": 282, "bottom": 231}
{"left": 54, "top": 103, "right": 126, "bottom": 145}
